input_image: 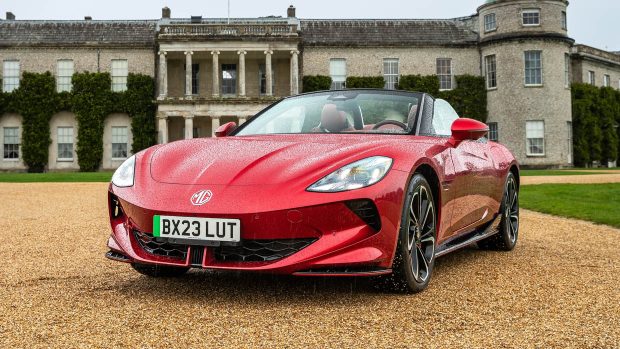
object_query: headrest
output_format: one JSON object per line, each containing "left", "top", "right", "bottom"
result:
{"left": 320, "top": 104, "right": 346, "bottom": 132}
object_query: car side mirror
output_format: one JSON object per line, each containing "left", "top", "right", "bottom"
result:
{"left": 215, "top": 122, "right": 237, "bottom": 138}
{"left": 448, "top": 118, "right": 488, "bottom": 147}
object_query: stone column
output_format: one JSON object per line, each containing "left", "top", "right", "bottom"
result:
{"left": 158, "top": 51, "right": 168, "bottom": 99}
{"left": 290, "top": 50, "right": 299, "bottom": 95}
{"left": 211, "top": 51, "right": 220, "bottom": 97}
{"left": 238, "top": 116, "right": 247, "bottom": 125}
{"left": 184, "top": 114, "right": 194, "bottom": 139}
{"left": 211, "top": 116, "right": 221, "bottom": 137}
{"left": 237, "top": 50, "right": 246, "bottom": 97}
{"left": 157, "top": 113, "right": 169, "bottom": 144}
{"left": 265, "top": 50, "right": 273, "bottom": 96}
{"left": 184, "top": 51, "right": 193, "bottom": 98}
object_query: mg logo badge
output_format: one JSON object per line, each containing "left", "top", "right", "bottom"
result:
{"left": 190, "top": 190, "right": 213, "bottom": 206}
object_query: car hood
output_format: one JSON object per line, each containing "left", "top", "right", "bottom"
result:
{"left": 149, "top": 135, "right": 400, "bottom": 186}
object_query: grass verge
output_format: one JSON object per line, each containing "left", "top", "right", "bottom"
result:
{"left": 0, "top": 172, "right": 112, "bottom": 183}
{"left": 520, "top": 183, "right": 620, "bottom": 228}
{"left": 520, "top": 170, "right": 608, "bottom": 176}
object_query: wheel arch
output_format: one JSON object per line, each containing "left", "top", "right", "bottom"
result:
{"left": 411, "top": 163, "right": 442, "bottom": 233}
{"left": 509, "top": 163, "right": 520, "bottom": 189}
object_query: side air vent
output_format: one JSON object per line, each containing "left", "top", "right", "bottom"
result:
{"left": 345, "top": 199, "right": 381, "bottom": 231}
{"left": 109, "top": 194, "right": 124, "bottom": 219}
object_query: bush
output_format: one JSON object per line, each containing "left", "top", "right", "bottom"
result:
{"left": 122, "top": 74, "right": 157, "bottom": 153}
{"left": 71, "top": 72, "right": 113, "bottom": 172}
{"left": 345, "top": 76, "right": 385, "bottom": 88}
{"left": 11, "top": 72, "right": 59, "bottom": 172}
{"left": 397, "top": 75, "right": 440, "bottom": 96}
{"left": 302, "top": 75, "right": 332, "bottom": 92}
{"left": 440, "top": 75, "right": 488, "bottom": 122}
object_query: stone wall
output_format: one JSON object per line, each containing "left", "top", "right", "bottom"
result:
{"left": 302, "top": 47, "right": 481, "bottom": 78}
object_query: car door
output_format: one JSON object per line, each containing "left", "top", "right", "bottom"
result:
{"left": 426, "top": 99, "right": 495, "bottom": 237}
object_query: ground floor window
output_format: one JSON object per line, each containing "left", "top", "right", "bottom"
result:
{"left": 488, "top": 122, "right": 498, "bottom": 142}
{"left": 329, "top": 58, "right": 347, "bottom": 89}
{"left": 603, "top": 74, "right": 611, "bottom": 87}
{"left": 111, "top": 126, "right": 128, "bottom": 159}
{"left": 567, "top": 121, "right": 573, "bottom": 164}
{"left": 437, "top": 58, "right": 453, "bottom": 90}
{"left": 221, "top": 64, "right": 237, "bottom": 95}
{"left": 259, "top": 64, "right": 275, "bottom": 95}
{"left": 3, "top": 127, "right": 19, "bottom": 159}
{"left": 588, "top": 71, "right": 595, "bottom": 85}
{"left": 57, "top": 126, "right": 74, "bottom": 161}
{"left": 383, "top": 58, "right": 399, "bottom": 90}
{"left": 526, "top": 120, "right": 545, "bottom": 156}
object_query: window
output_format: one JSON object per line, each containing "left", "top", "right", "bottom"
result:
{"left": 184, "top": 63, "right": 199, "bottom": 95}
{"left": 259, "top": 64, "right": 275, "bottom": 95}
{"left": 526, "top": 121, "right": 545, "bottom": 156}
{"left": 484, "top": 13, "right": 497, "bottom": 32}
{"left": 383, "top": 58, "right": 399, "bottom": 90}
{"left": 567, "top": 121, "right": 573, "bottom": 164}
{"left": 603, "top": 74, "right": 611, "bottom": 87}
{"left": 3, "top": 60, "right": 20, "bottom": 92}
{"left": 488, "top": 122, "right": 498, "bottom": 142}
{"left": 524, "top": 51, "right": 542, "bottom": 86}
{"left": 57, "top": 127, "right": 74, "bottom": 161}
{"left": 522, "top": 9, "right": 540, "bottom": 26}
{"left": 221, "top": 64, "right": 237, "bottom": 95}
{"left": 588, "top": 71, "right": 595, "bottom": 85}
{"left": 3, "top": 127, "right": 19, "bottom": 159}
{"left": 432, "top": 99, "right": 459, "bottom": 137}
{"left": 57, "top": 59, "right": 74, "bottom": 92}
{"left": 561, "top": 11, "right": 567, "bottom": 30}
{"left": 329, "top": 59, "right": 347, "bottom": 89}
{"left": 437, "top": 58, "right": 453, "bottom": 90}
{"left": 111, "top": 126, "right": 128, "bottom": 159}
{"left": 111, "top": 59, "right": 128, "bottom": 92}
{"left": 485, "top": 55, "right": 497, "bottom": 89}
{"left": 564, "top": 54, "right": 570, "bottom": 87}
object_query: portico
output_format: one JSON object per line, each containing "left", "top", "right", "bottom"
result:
{"left": 155, "top": 19, "right": 301, "bottom": 143}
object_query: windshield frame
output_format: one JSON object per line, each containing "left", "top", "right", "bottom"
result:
{"left": 231, "top": 89, "right": 427, "bottom": 137}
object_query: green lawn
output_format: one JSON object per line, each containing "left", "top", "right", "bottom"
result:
{"left": 0, "top": 172, "right": 112, "bottom": 183}
{"left": 520, "top": 183, "right": 620, "bottom": 228}
{"left": 520, "top": 169, "right": 608, "bottom": 176}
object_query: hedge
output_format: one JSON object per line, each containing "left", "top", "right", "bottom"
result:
{"left": 345, "top": 76, "right": 385, "bottom": 88}
{"left": 302, "top": 75, "right": 332, "bottom": 92}
{"left": 11, "top": 72, "right": 59, "bottom": 172}
{"left": 0, "top": 71, "right": 157, "bottom": 172}
{"left": 571, "top": 83, "right": 619, "bottom": 167}
{"left": 398, "top": 74, "right": 487, "bottom": 122}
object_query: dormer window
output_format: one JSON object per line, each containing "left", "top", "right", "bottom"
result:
{"left": 522, "top": 9, "right": 540, "bottom": 26}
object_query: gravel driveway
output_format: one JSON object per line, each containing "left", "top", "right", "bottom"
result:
{"left": 1, "top": 183, "right": 618, "bottom": 348}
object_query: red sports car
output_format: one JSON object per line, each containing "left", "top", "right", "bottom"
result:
{"left": 106, "top": 89, "right": 519, "bottom": 293}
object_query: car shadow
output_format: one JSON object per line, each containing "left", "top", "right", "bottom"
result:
{"left": 111, "top": 245, "right": 494, "bottom": 303}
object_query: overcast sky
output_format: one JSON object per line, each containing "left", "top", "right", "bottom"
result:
{"left": 1, "top": 0, "right": 618, "bottom": 51}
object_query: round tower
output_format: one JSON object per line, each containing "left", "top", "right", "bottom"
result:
{"left": 477, "top": 0, "right": 573, "bottom": 167}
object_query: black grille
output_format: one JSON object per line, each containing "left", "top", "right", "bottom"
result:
{"left": 345, "top": 199, "right": 381, "bottom": 231}
{"left": 190, "top": 246, "right": 204, "bottom": 266}
{"left": 214, "top": 239, "right": 316, "bottom": 262}
{"left": 133, "top": 230, "right": 188, "bottom": 260}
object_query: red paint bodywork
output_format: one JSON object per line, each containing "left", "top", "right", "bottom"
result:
{"left": 107, "top": 131, "right": 518, "bottom": 276}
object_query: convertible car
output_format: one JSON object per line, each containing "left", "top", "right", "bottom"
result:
{"left": 106, "top": 89, "right": 519, "bottom": 293}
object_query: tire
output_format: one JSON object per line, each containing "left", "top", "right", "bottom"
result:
{"left": 478, "top": 172, "right": 519, "bottom": 251}
{"left": 131, "top": 263, "right": 190, "bottom": 277}
{"left": 374, "top": 173, "right": 437, "bottom": 293}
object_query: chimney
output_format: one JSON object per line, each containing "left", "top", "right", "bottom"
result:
{"left": 84, "top": 16, "right": 92, "bottom": 21}
{"left": 6, "top": 12, "right": 15, "bottom": 20}
{"left": 162, "top": 7, "right": 171, "bottom": 19}
{"left": 287, "top": 5, "right": 296, "bottom": 18}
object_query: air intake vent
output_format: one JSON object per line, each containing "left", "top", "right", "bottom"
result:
{"left": 214, "top": 239, "right": 316, "bottom": 262}
{"left": 345, "top": 199, "right": 381, "bottom": 231}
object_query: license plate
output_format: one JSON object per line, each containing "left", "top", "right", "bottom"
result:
{"left": 153, "top": 215, "right": 241, "bottom": 243}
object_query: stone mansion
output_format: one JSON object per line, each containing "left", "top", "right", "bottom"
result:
{"left": 0, "top": 0, "right": 619, "bottom": 170}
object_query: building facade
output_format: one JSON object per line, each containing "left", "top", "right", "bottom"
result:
{"left": 1, "top": 0, "right": 619, "bottom": 171}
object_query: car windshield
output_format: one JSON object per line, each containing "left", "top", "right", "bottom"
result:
{"left": 235, "top": 90, "right": 422, "bottom": 136}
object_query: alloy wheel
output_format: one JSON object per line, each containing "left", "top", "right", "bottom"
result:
{"left": 407, "top": 185, "right": 436, "bottom": 283}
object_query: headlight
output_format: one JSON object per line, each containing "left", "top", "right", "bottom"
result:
{"left": 111, "top": 155, "right": 136, "bottom": 187}
{"left": 307, "top": 156, "right": 393, "bottom": 193}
